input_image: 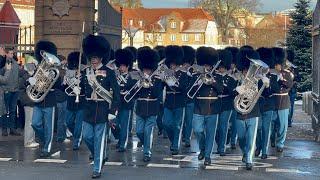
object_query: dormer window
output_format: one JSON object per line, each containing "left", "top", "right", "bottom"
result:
{"left": 171, "top": 21, "right": 177, "bottom": 29}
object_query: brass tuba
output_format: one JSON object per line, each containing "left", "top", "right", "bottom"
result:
{"left": 26, "top": 51, "right": 61, "bottom": 103}
{"left": 234, "top": 57, "right": 269, "bottom": 115}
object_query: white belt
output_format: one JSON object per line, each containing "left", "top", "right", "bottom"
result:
{"left": 167, "top": 91, "right": 181, "bottom": 94}
{"left": 196, "top": 97, "right": 218, "bottom": 100}
{"left": 218, "top": 95, "right": 229, "bottom": 98}
{"left": 85, "top": 98, "right": 105, "bottom": 102}
{"left": 273, "top": 93, "right": 288, "bottom": 96}
{"left": 137, "top": 98, "right": 158, "bottom": 101}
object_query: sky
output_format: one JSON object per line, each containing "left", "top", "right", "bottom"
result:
{"left": 141, "top": 0, "right": 317, "bottom": 12}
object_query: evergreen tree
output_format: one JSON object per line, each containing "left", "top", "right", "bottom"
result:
{"left": 286, "top": 0, "right": 312, "bottom": 92}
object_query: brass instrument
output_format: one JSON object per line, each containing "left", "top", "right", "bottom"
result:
{"left": 234, "top": 57, "right": 269, "bottom": 115}
{"left": 187, "top": 60, "right": 221, "bottom": 99}
{"left": 86, "top": 68, "right": 113, "bottom": 104}
{"left": 26, "top": 51, "right": 61, "bottom": 103}
{"left": 106, "top": 59, "right": 128, "bottom": 85}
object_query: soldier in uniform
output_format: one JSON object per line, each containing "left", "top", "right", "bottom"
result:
{"left": 181, "top": 46, "right": 196, "bottom": 148}
{"left": 215, "top": 49, "right": 237, "bottom": 156}
{"left": 192, "top": 47, "right": 223, "bottom": 165}
{"left": 255, "top": 48, "right": 278, "bottom": 159}
{"left": 126, "top": 48, "right": 162, "bottom": 162}
{"left": 114, "top": 49, "right": 134, "bottom": 152}
{"left": 270, "top": 47, "right": 293, "bottom": 153}
{"left": 82, "top": 35, "right": 120, "bottom": 179}
{"left": 162, "top": 45, "right": 188, "bottom": 155}
{"left": 234, "top": 47, "right": 269, "bottom": 170}
{"left": 153, "top": 46, "right": 166, "bottom": 137}
{"left": 30, "top": 41, "right": 60, "bottom": 157}
{"left": 64, "top": 52, "right": 85, "bottom": 150}
{"left": 225, "top": 47, "right": 240, "bottom": 149}
{"left": 286, "top": 49, "right": 297, "bottom": 127}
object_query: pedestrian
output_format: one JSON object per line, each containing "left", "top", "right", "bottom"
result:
{"left": 286, "top": 49, "right": 297, "bottom": 127}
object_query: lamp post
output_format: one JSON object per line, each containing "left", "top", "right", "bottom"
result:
{"left": 124, "top": 25, "right": 139, "bottom": 47}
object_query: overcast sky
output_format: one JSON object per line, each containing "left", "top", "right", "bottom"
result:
{"left": 141, "top": 0, "right": 317, "bottom": 12}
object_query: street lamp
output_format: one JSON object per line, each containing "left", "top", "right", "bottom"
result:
{"left": 124, "top": 25, "right": 139, "bottom": 47}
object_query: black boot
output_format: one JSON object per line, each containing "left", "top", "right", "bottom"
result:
{"left": 2, "top": 128, "right": 8, "bottom": 136}
{"left": 9, "top": 129, "right": 21, "bottom": 136}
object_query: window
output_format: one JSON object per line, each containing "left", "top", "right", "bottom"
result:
{"left": 171, "top": 21, "right": 177, "bottom": 29}
{"left": 157, "top": 34, "right": 163, "bottom": 41}
{"left": 195, "top": 34, "right": 201, "bottom": 42}
{"left": 129, "top": 19, "right": 133, "bottom": 26}
{"left": 139, "top": 20, "right": 143, "bottom": 27}
{"left": 182, "top": 34, "right": 189, "bottom": 42}
{"left": 170, "top": 34, "right": 176, "bottom": 42}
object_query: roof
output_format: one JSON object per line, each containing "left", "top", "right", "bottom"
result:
{"left": 0, "top": 0, "right": 35, "bottom": 6}
{"left": 255, "top": 14, "right": 290, "bottom": 29}
{"left": 0, "top": 0, "right": 21, "bottom": 25}
{"left": 121, "top": 7, "right": 214, "bottom": 33}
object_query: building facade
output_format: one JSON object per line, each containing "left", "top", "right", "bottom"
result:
{"left": 121, "top": 8, "right": 219, "bottom": 48}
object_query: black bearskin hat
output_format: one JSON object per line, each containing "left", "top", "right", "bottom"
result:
{"left": 115, "top": 49, "right": 134, "bottom": 68}
{"left": 182, "top": 46, "right": 195, "bottom": 65}
{"left": 272, "top": 47, "right": 285, "bottom": 65}
{"left": 124, "top": 46, "right": 137, "bottom": 63}
{"left": 35, "top": 40, "right": 57, "bottom": 63}
{"left": 257, "top": 47, "right": 275, "bottom": 69}
{"left": 286, "top": 49, "right": 295, "bottom": 62}
{"left": 218, "top": 49, "right": 233, "bottom": 70}
{"left": 236, "top": 48, "right": 260, "bottom": 71}
{"left": 165, "top": 45, "right": 184, "bottom": 66}
{"left": 109, "top": 49, "right": 115, "bottom": 61}
{"left": 225, "top": 47, "right": 239, "bottom": 65}
{"left": 82, "top": 34, "right": 111, "bottom": 64}
{"left": 240, "top": 45, "right": 254, "bottom": 50}
{"left": 67, "top": 52, "right": 80, "bottom": 70}
{"left": 196, "top": 47, "right": 219, "bottom": 66}
{"left": 137, "top": 48, "right": 159, "bottom": 71}
{"left": 154, "top": 46, "right": 166, "bottom": 61}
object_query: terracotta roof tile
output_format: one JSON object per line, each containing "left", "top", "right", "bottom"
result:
{"left": 0, "top": 0, "right": 21, "bottom": 25}
{"left": 0, "top": 0, "right": 35, "bottom": 6}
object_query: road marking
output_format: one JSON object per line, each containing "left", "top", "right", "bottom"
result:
{"left": 51, "top": 151, "right": 61, "bottom": 157}
{"left": 205, "top": 165, "right": 238, "bottom": 171}
{"left": 104, "top": 162, "right": 123, "bottom": 166}
{"left": 34, "top": 159, "right": 67, "bottom": 163}
{"left": 147, "top": 163, "right": 179, "bottom": 168}
{"left": 266, "top": 168, "right": 311, "bottom": 174}
{"left": 0, "top": 158, "right": 12, "bottom": 161}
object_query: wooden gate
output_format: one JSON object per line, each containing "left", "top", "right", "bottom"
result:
{"left": 312, "top": 0, "right": 320, "bottom": 141}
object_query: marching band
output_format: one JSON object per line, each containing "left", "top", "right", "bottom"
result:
{"left": 23, "top": 34, "right": 296, "bottom": 178}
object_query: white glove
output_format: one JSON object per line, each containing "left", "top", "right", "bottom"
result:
{"left": 28, "top": 77, "right": 37, "bottom": 86}
{"left": 144, "top": 73, "right": 150, "bottom": 79}
{"left": 108, "top": 114, "right": 116, "bottom": 121}
{"left": 73, "top": 86, "right": 81, "bottom": 95}
{"left": 5, "top": 63, "right": 12, "bottom": 70}
{"left": 236, "top": 85, "right": 246, "bottom": 94}
{"left": 166, "top": 79, "right": 176, "bottom": 87}
{"left": 262, "top": 77, "right": 270, "bottom": 88}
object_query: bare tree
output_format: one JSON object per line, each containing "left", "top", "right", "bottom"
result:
{"left": 110, "top": 0, "right": 143, "bottom": 8}
{"left": 190, "top": 0, "right": 260, "bottom": 44}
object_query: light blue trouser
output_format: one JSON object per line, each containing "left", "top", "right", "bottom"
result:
{"left": 82, "top": 121, "right": 107, "bottom": 173}
{"left": 163, "top": 108, "right": 184, "bottom": 151}
{"left": 276, "top": 109, "right": 289, "bottom": 148}
{"left": 116, "top": 109, "right": 131, "bottom": 149}
{"left": 193, "top": 114, "right": 218, "bottom": 158}
{"left": 56, "top": 101, "right": 67, "bottom": 141}
{"left": 230, "top": 110, "right": 237, "bottom": 145}
{"left": 236, "top": 117, "right": 259, "bottom": 164}
{"left": 256, "top": 110, "right": 274, "bottom": 155}
{"left": 217, "top": 110, "right": 232, "bottom": 153}
{"left": 65, "top": 109, "right": 84, "bottom": 149}
{"left": 183, "top": 103, "right": 194, "bottom": 144}
{"left": 136, "top": 115, "right": 157, "bottom": 157}
{"left": 31, "top": 106, "right": 55, "bottom": 153}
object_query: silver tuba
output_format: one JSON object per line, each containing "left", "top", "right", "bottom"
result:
{"left": 26, "top": 51, "right": 61, "bottom": 103}
{"left": 234, "top": 57, "right": 269, "bottom": 115}
{"left": 187, "top": 60, "right": 221, "bottom": 99}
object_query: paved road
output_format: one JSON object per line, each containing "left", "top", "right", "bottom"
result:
{"left": 0, "top": 105, "right": 319, "bottom": 179}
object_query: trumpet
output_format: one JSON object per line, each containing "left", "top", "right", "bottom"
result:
{"left": 187, "top": 64, "right": 205, "bottom": 76}
{"left": 187, "top": 60, "right": 221, "bottom": 99}
{"left": 106, "top": 60, "right": 127, "bottom": 85}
